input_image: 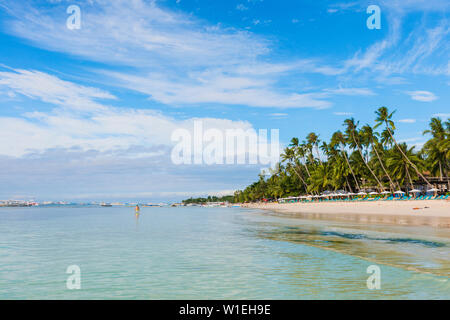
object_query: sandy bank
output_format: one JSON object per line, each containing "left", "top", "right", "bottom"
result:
{"left": 242, "top": 200, "right": 450, "bottom": 227}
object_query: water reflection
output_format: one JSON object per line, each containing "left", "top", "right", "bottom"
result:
{"left": 249, "top": 216, "right": 450, "bottom": 277}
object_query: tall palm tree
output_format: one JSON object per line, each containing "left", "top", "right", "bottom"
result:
{"left": 330, "top": 131, "right": 360, "bottom": 191}
{"left": 306, "top": 132, "right": 322, "bottom": 164}
{"left": 281, "top": 147, "right": 308, "bottom": 191}
{"left": 386, "top": 143, "right": 423, "bottom": 190}
{"left": 374, "top": 106, "right": 432, "bottom": 188}
{"left": 308, "top": 163, "right": 333, "bottom": 194}
{"left": 289, "top": 138, "right": 311, "bottom": 177}
{"left": 423, "top": 117, "right": 449, "bottom": 188}
{"left": 361, "top": 124, "right": 395, "bottom": 191}
{"left": 344, "top": 118, "right": 384, "bottom": 190}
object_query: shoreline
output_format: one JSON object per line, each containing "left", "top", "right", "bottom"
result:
{"left": 242, "top": 200, "right": 450, "bottom": 228}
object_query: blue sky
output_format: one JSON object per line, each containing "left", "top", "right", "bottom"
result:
{"left": 0, "top": 0, "right": 448, "bottom": 201}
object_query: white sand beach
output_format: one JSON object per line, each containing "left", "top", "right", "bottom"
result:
{"left": 243, "top": 200, "right": 450, "bottom": 228}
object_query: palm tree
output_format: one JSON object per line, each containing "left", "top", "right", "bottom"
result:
{"left": 361, "top": 124, "right": 395, "bottom": 191}
{"left": 289, "top": 138, "right": 311, "bottom": 177}
{"left": 330, "top": 131, "right": 360, "bottom": 191}
{"left": 374, "top": 106, "right": 432, "bottom": 188}
{"left": 423, "top": 117, "right": 449, "bottom": 189}
{"left": 306, "top": 132, "right": 322, "bottom": 164}
{"left": 308, "top": 163, "right": 332, "bottom": 194}
{"left": 281, "top": 147, "right": 308, "bottom": 191}
{"left": 344, "top": 118, "right": 384, "bottom": 190}
{"left": 386, "top": 143, "right": 424, "bottom": 190}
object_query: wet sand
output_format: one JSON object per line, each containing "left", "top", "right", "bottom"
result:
{"left": 242, "top": 200, "right": 450, "bottom": 228}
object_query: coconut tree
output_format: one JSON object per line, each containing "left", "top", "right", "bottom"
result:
{"left": 361, "top": 124, "right": 395, "bottom": 191}
{"left": 327, "top": 147, "right": 352, "bottom": 192}
{"left": 386, "top": 143, "right": 424, "bottom": 190}
{"left": 330, "top": 131, "right": 360, "bottom": 191}
{"left": 306, "top": 132, "right": 322, "bottom": 164}
{"left": 308, "top": 163, "right": 333, "bottom": 194}
{"left": 374, "top": 106, "right": 432, "bottom": 188}
{"left": 281, "top": 147, "right": 308, "bottom": 191}
{"left": 289, "top": 137, "right": 311, "bottom": 177}
{"left": 344, "top": 118, "right": 384, "bottom": 190}
{"left": 423, "top": 117, "right": 449, "bottom": 189}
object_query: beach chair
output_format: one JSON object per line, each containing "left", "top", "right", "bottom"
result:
{"left": 443, "top": 195, "right": 449, "bottom": 200}
{"left": 433, "top": 195, "right": 443, "bottom": 200}
{"left": 415, "top": 195, "right": 424, "bottom": 200}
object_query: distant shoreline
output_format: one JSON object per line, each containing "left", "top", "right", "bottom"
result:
{"left": 242, "top": 200, "right": 450, "bottom": 228}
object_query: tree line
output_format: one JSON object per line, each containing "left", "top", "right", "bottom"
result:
{"left": 233, "top": 107, "right": 449, "bottom": 203}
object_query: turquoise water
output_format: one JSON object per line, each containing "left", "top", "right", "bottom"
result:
{"left": 0, "top": 206, "right": 449, "bottom": 299}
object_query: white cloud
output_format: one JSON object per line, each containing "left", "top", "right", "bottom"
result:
{"left": 236, "top": 4, "right": 248, "bottom": 11}
{"left": 398, "top": 118, "right": 416, "bottom": 123}
{"left": 0, "top": 69, "right": 256, "bottom": 157}
{"left": 1, "top": 0, "right": 269, "bottom": 68}
{"left": 324, "top": 87, "right": 376, "bottom": 96}
{"left": 432, "top": 113, "right": 450, "bottom": 118}
{"left": 406, "top": 90, "right": 438, "bottom": 102}
{"left": 333, "top": 112, "right": 354, "bottom": 116}
{"left": 270, "top": 113, "right": 288, "bottom": 117}
{"left": 0, "top": 1, "right": 341, "bottom": 109}
{"left": 103, "top": 68, "right": 331, "bottom": 108}
{"left": 0, "top": 68, "right": 116, "bottom": 111}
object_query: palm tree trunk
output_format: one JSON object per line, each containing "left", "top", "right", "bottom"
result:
{"left": 341, "top": 145, "right": 360, "bottom": 191}
{"left": 386, "top": 124, "right": 432, "bottom": 188}
{"left": 315, "top": 146, "right": 322, "bottom": 165}
{"left": 292, "top": 165, "right": 308, "bottom": 191}
{"left": 405, "top": 163, "right": 414, "bottom": 190}
{"left": 372, "top": 142, "right": 395, "bottom": 191}
{"left": 302, "top": 157, "right": 311, "bottom": 177}
{"left": 345, "top": 175, "right": 353, "bottom": 193}
{"left": 351, "top": 131, "right": 384, "bottom": 190}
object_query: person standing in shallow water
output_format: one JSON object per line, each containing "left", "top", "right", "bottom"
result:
{"left": 135, "top": 204, "right": 140, "bottom": 217}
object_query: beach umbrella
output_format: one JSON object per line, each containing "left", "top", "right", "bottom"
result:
{"left": 409, "top": 189, "right": 421, "bottom": 193}
{"left": 394, "top": 190, "right": 405, "bottom": 194}
{"left": 427, "top": 188, "right": 438, "bottom": 192}
{"left": 357, "top": 192, "right": 367, "bottom": 195}
{"left": 381, "top": 191, "right": 391, "bottom": 194}
{"left": 369, "top": 191, "right": 378, "bottom": 195}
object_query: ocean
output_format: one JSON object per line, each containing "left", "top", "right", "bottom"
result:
{"left": 0, "top": 206, "right": 449, "bottom": 299}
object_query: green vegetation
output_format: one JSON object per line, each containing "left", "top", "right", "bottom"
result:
{"left": 233, "top": 107, "right": 449, "bottom": 203}
{"left": 182, "top": 195, "right": 235, "bottom": 204}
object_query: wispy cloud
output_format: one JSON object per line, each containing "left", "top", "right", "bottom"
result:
{"left": 406, "top": 90, "right": 438, "bottom": 102}
{"left": 398, "top": 118, "right": 416, "bottom": 123}
{"left": 432, "top": 113, "right": 450, "bottom": 118}
{"left": 333, "top": 112, "right": 354, "bottom": 116}
{"left": 236, "top": 4, "right": 248, "bottom": 11}
{"left": 0, "top": 68, "right": 255, "bottom": 157}
{"left": 0, "top": 0, "right": 340, "bottom": 109}
{"left": 324, "top": 87, "right": 376, "bottom": 96}
{"left": 0, "top": 67, "right": 116, "bottom": 111}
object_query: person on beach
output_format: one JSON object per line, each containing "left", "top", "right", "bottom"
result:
{"left": 135, "top": 204, "right": 140, "bottom": 213}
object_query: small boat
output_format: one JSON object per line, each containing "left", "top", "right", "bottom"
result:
{"left": 100, "top": 203, "right": 112, "bottom": 207}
